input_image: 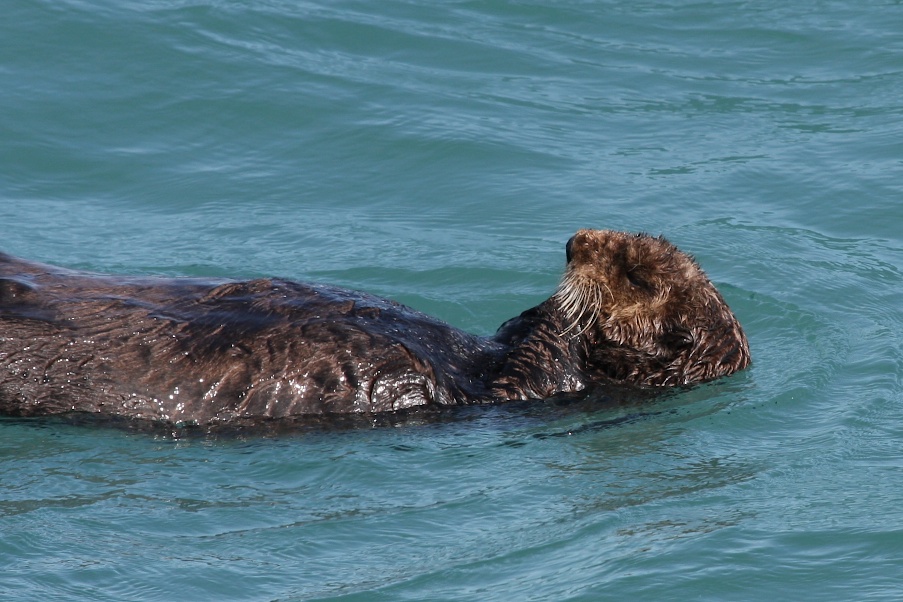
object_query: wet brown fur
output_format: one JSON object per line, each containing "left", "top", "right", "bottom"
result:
{"left": 0, "top": 230, "right": 749, "bottom": 426}
{"left": 553, "top": 230, "right": 750, "bottom": 387}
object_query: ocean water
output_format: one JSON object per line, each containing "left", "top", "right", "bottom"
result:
{"left": 3, "top": 0, "right": 903, "bottom": 599}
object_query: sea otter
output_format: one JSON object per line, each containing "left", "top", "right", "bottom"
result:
{"left": 0, "top": 230, "right": 749, "bottom": 426}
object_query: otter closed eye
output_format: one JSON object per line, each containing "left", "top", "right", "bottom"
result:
{"left": 0, "top": 230, "right": 750, "bottom": 427}
{"left": 625, "top": 267, "right": 651, "bottom": 291}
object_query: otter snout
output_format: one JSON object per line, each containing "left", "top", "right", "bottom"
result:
{"left": 564, "top": 229, "right": 598, "bottom": 265}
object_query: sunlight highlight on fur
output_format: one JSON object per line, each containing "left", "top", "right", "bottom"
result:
{"left": 553, "top": 272, "right": 611, "bottom": 336}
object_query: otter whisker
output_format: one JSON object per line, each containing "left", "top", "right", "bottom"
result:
{"left": 554, "top": 275, "right": 604, "bottom": 337}
{"left": 601, "top": 281, "right": 615, "bottom": 304}
{"left": 554, "top": 277, "right": 584, "bottom": 330}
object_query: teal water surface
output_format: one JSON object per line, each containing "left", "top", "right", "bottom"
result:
{"left": 3, "top": 0, "right": 903, "bottom": 600}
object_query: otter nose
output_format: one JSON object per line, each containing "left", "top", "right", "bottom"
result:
{"left": 566, "top": 235, "right": 576, "bottom": 263}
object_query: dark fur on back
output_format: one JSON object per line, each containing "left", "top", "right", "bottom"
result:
{"left": 0, "top": 231, "right": 749, "bottom": 426}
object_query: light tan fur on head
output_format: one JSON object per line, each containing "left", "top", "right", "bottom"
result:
{"left": 552, "top": 229, "right": 750, "bottom": 386}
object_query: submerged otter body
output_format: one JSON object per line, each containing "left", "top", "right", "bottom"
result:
{"left": 0, "top": 230, "right": 749, "bottom": 426}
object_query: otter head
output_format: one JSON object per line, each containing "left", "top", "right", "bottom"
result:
{"left": 553, "top": 229, "right": 750, "bottom": 387}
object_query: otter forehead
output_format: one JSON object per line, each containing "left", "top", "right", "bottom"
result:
{"left": 565, "top": 229, "right": 700, "bottom": 281}
{"left": 567, "top": 229, "right": 664, "bottom": 261}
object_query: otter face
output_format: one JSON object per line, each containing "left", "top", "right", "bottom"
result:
{"left": 554, "top": 229, "right": 750, "bottom": 386}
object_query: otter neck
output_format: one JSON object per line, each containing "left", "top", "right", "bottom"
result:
{"left": 488, "top": 300, "right": 590, "bottom": 400}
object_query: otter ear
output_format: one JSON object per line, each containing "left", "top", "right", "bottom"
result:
{"left": 660, "top": 327, "right": 694, "bottom": 351}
